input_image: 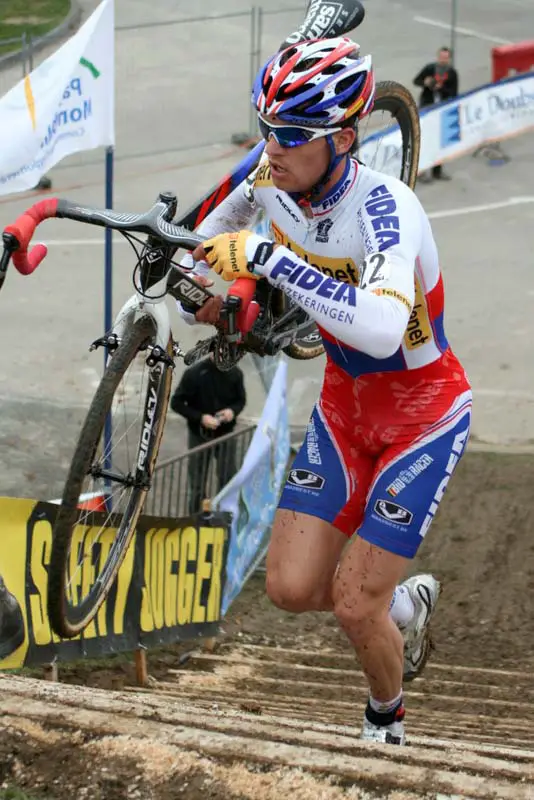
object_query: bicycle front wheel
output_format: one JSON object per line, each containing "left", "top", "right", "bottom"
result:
{"left": 47, "top": 316, "right": 173, "bottom": 639}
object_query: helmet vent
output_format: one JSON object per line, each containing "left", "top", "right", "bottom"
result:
{"left": 282, "top": 80, "right": 315, "bottom": 98}
{"left": 322, "top": 63, "right": 345, "bottom": 75}
{"left": 292, "top": 99, "right": 329, "bottom": 119}
{"left": 279, "top": 47, "right": 298, "bottom": 66}
{"left": 293, "top": 56, "right": 321, "bottom": 73}
{"left": 335, "top": 75, "right": 356, "bottom": 95}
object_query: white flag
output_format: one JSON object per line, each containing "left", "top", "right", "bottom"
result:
{"left": 0, "top": 0, "right": 114, "bottom": 196}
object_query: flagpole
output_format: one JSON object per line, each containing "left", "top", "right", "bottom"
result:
{"left": 104, "top": 145, "right": 114, "bottom": 339}
{"left": 103, "top": 144, "right": 114, "bottom": 479}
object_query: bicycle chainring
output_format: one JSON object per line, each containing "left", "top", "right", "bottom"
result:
{"left": 213, "top": 331, "right": 247, "bottom": 372}
{"left": 182, "top": 331, "right": 246, "bottom": 371}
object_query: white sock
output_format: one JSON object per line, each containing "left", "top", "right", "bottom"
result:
{"left": 389, "top": 585, "right": 415, "bottom": 629}
{"left": 369, "top": 690, "right": 403, "bottom": 714}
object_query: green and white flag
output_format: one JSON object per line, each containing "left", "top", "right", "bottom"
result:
{"left": 0, "top": 0, "right": 114, "bottom": 196}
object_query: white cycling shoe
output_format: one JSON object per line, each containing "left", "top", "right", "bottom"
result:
{"left": 360, "top": 715, "right": 406, "bottom": 746}
{"left": 361, "top": 698, "right": 406, "bottom": 746}
{"left": 400, "top": 574, "right": 441, "bottom": 682}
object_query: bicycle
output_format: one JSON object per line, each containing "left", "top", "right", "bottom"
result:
{"left": 0, "top": 0, "right": 422, "bottom": 639}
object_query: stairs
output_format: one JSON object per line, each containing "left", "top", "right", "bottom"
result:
{"left": 1, "top": 641, "right": 533, "bottom": 799}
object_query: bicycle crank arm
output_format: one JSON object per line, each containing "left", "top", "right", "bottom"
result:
{"left": 268, "top": 304, "right": 302, "bottom": 332}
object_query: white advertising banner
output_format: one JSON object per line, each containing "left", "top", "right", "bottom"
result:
{"left": 0, "top": 0, "right": 114, "bottom": 196}
{"left": 359, "top": 73, "right": 534, "bottom": 175}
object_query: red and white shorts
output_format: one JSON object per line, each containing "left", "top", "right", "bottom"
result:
{"left": 279, "top": 351, "right": 471, "bottom": 558}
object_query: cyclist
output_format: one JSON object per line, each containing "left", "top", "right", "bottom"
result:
{"left": 182, "top": 37, "right": 471, "bottom": 745}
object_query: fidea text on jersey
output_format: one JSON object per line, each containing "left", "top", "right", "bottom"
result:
{"left": 364, "top": 184, "right": 400, "bottom": 252}
{"left": 271, "top": 221, "right": 360, "bottom": 285}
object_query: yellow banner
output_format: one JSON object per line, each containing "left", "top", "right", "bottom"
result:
{"left": 0, "top": 498, "right": 230, "bottom": 669}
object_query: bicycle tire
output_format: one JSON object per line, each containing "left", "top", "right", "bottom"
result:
{"left": 367, "top": 80, "right": 421, "bottom": 190}
{"left": 47, "top": 316, "right": 173, "bottom": 638}
{"left": 281, "top": 79, "right": 420, "bottom": 361}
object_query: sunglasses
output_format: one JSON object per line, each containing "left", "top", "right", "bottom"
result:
{"left": 258, "top": 115, "right": 342, "bottom": 148}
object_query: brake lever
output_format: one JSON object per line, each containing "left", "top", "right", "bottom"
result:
{"left": 0, "top": 233, "right": 18, "bottom": 291}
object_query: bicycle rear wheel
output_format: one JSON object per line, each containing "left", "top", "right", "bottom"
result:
{"left": 47, "top": 316, "right": 173, "bottom": 638}
{"left": 281, "top": 304, "right": 326, "bottom": 361}
{"left": 357, "top": 80, "right": 421, "bottom": 189}
{"left": 282, "top": 79, "right": 420, "bottom": 360}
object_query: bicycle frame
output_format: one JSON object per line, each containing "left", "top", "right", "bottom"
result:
{"left": 9, "top": 0, "right": 370, "bottom": 642}
{"left": 111, "top": 288, "right": 173, "bottom": 355}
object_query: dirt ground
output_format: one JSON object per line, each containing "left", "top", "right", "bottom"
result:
{"left": 2, "top": 449, "right": 534, "bottom": 799}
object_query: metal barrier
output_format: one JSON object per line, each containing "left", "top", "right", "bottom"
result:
{"left": 144, "top": 423, "right": 256, "bottom": 518}
{"left": 247, "top": 5, "right": 303, "bottom": 136}
{"left": 112, "top": 5, "right": 307, "bottom": 158}
{"left": 0, "top": 33, "right": 35, "bottom": 96}
{"left": 113, "top": 10, "right": 255, "bottom": 160}
{"left": 492, "top": 40, "right": 534, "bottom": 82}
{"left": 472, "top": 40, "right": 534, "bottom": 166}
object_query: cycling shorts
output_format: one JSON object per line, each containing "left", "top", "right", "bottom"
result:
{"left": 278, "top": 355, "right": 472, "bottom": 558}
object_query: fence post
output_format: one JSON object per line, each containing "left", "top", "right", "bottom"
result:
{"left": 253, "top": 6, "right": 264, "bottom": 137}
{"left": 43, "top": 659, "right": 59, "bottom": 682}
{"left": 248, "top": 6, "right": 258, "bottom": 138}
{"left": 21, "top": 32, "right": 27, "bottom": 78}
{"left": 28, "top": 33, "right": 35, "bottom": 73}
{"left": 134, "top": 646, "right": 149, "bottom": 686}
{"left": 450, "top": 0, "right": 458, "bottom": 65}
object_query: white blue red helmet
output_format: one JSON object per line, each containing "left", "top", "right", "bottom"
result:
{"left": 252, "top": 36, "right": 375, "bottom": 127}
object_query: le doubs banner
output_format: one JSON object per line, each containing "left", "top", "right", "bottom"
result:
{"left": 359, "top": 72, "right": 534, "bottom": 176}
{"left": 0, "top": 498, "right": 230, "bottom": 669}
{"left": 0, "top": 0, "right": 114, "bottom": 195}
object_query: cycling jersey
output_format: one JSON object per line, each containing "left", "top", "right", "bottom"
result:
{"left": 184, "top": 156, "right": 446, "bottom": 369}
{"left": 183, "top": 154, "right": 471, "bottom": 557}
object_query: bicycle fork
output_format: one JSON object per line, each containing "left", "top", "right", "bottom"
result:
{"left": 89, "top": 293, "right": 176, "bottom": 500}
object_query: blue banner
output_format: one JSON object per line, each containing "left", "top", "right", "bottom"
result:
{"left": 212, "top": 360, "right": 290, "bottom": 614}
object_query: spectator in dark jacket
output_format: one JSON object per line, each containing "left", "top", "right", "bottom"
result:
{"left": 414, "top": 47, "right": 459, "bottom": 181}
{"left": 170, "top": 355, "right": 246, "bottom": 513}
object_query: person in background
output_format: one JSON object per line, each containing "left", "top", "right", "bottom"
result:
{"left": 170, "top": 355, "right": 246, "bottom": 514}
{"left": 414, "top": 46, "right": 459, "bottom": 182}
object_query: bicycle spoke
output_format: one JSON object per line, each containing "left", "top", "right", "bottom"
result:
{"left": 359, "top": 109, "right": 403, "bottom": 179}
{"left": 62, "top": 339, "right": 155, "bottom": 606}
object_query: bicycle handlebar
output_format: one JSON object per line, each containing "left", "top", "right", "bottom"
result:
{"left": 2, "top": 198, "right": 59, "bottom": 275}
{"left": 1, "top": 196, "right": 260, "bottom": 334}
{"left": 2, "top": 196, "right": 205, "bottom": 275}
